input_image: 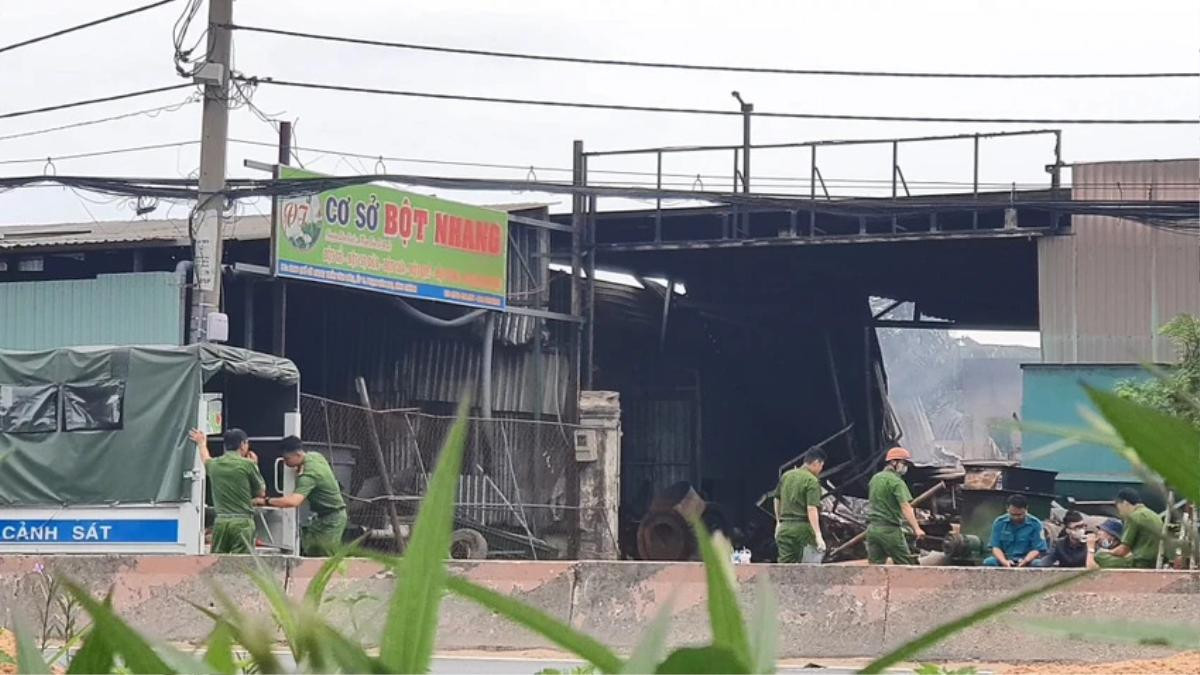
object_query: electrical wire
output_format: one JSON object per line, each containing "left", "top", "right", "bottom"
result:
{"left": 0, "top": 140, "right": 198, "bottom": 166}
{"left": 239, "top": 76, "right": 1198, "bottom": 125}
{"left": 0, "top": 94, "right": 200, "bottom": 143}
{"left": 0, "top": 0, "right": 175, "bottom": 56}
{"left": 225, "top": 24, "right": 1200, "bottom": 80}
{"left": 0, "top": 84, "right": 194, "bottom": 121}
{"left": 173, "top": 0, "right": 207, "bottom": 77}
{"left": 2, "top": 173, "right": 1195, "bottom": 229}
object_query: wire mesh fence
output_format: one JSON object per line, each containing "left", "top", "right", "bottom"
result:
{"left": 300, "top": 394, "right": 588, "bottom": 558}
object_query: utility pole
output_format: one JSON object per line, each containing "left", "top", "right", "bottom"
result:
{"left": 731, "top": 91, "right": 752, "bottom": 236}
{"left": 731, "top": 91, "right": 752, "bottom": 193}
{"left": 189, "top": 0, "right": 234, "bottom": 343}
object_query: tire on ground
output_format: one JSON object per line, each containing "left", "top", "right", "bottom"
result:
{"left": 450, "top": 528, "right": 489, "bottom": 560}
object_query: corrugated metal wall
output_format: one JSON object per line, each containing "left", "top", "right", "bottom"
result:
{"left": 0, "top": 272, "right": 183, "bottom": 350}
{"left": 1039, "top": 159, "right": 1200, "bottom": 363}
{"left": 1021, "top": 363, "right": 1149, "bottom": 482}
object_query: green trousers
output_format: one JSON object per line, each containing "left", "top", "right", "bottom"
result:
{"left": 211, "top": 517, "right": 255, "bottom": 555}
{"left": 866, "top": 525, "right": 915, "bottom": 565}
{"left": 1095, "top": 551, "right": 1154, "bottom": 569}
{"left": 301, "top": 509, "right": 347, "bottom": 557}
{"left": 776, "top": 521, "right": 819, "bottom": 563}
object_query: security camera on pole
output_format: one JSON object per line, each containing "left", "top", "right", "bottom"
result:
{"left": 190, "top": 0, "right": 233, "bottom": 343}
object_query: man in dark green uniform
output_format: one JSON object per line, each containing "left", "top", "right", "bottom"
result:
{"left": 259, "top": 436, "right": 347, "bottom": 557}
{"left": 190, "top": 428, "right": 266, "bottom": 554}
{"left": 773, "top": 448, "right": 826, "bottom": 563}
{"left": 1093, "top": 488, "right": 1162, "bottom": 569}
{"left": 865, "top": 447, "right": 925, "bottom": 565}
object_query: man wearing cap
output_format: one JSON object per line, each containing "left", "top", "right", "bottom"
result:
{"left": 255, "top": 436, "right": 347, "bottom": 557}
{"left": 866, "top": 447, "right": 925, "bottom": 565}
{"left": 1092, "top": 488, "right": 1163, "bottom": 569}
{"left": 774, "top": 447, "right": 827, "bottom": 563}
{"left": 189, "top": 428, "right": 266, "bottom": 554}
{"left": 1086, "top": 518, "right": 1125, "bottom": 568}
{"left": 983, "top": 494, "right": 1047, "bottom": 567}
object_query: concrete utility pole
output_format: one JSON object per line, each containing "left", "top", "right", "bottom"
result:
{"left": 189, "top": 0, "right": 234, "bottom": 343}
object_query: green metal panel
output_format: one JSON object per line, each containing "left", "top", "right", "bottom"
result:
{"left": 1021, "top": 363, "right": 1150, "bottom": 485}
{"left": 0, "top": 273, "right": 183, "bottom": 350}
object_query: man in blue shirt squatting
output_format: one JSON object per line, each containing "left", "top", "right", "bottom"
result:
{"left": 983, "top": 494, "right": 1047, "bottom": 567}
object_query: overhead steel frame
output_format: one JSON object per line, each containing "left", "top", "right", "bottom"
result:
{"left": 580, "top": 128, "right": 1064, "bottom": 243}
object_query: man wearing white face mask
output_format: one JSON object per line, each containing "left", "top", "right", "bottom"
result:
{"left": 1033, "top": 510, "right": 1088, "bottom": 567}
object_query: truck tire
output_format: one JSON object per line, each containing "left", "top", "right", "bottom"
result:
{"left": 450, "top": 528, "right": 489, "bottom": 560}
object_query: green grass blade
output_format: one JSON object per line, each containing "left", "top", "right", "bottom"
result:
{"left": 303, "top": 545, "right": 351, "bottom": 610}
{"left": 654, "top": 646, "right": 748, "bottom": 674}
{"left": 248, "top": 568, "right": 302, "bottom": 660}
{"left": 687, "top": 518, "right": 751, "bottom": 668}
{"left": 619, "top": 599, "right": 674, "bottom": 674}
{"left": 12, "top": 619, "right": 52, "bottom": 675}
{"left": 203, "top": 623, "right": 237, "bottom": 675}
{"left": 66, "top": 628, "right": 115, "bottom": 675}
{"left": 748, "top": 576, "right": 777, "bottom": 675}
{"left": 198, "top": 586, "right": 283, "bottom": 674}
{"left": 61, "top": 581, "right": 177, "bottom": 674}
{"left": 1087, "top": 386, "right": 1200, "bottom": 503}
{"left": 45, "top": 630, "right": 88, "bottom": 668}
{"left": 859, "top": 570, "right": 1092, "bottom": 674}
{"left": 379, "top": 397, "right": 470, "bottom": 673}
{"left": 445, "top": 575, "right": 624, "bottom": 674}
{"left": 1020, "top": 618, "right": 1200, "bottom": 649}
{"left": 316, "top": 620, "right": 385, "bottom": 674}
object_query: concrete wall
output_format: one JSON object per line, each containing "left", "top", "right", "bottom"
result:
{"left": 2, "top": 555, "right": 1197, "bottom": 663}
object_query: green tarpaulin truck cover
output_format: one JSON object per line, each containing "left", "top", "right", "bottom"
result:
{"left": 0, "top": 344, "right": 297, "bottom": 506}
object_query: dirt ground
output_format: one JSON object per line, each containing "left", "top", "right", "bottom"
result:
{"left": 0, "top": 629, "right": 15, "bottom": 675}
{"left": 1002, "top": 651, "right": 1200, "bottom": 674}
{"left": 2, "top": 636, "right": 1195, "bottom": 673}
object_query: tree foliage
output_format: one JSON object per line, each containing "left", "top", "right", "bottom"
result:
{"left": 1113, "top": 314, "right": 1200, "bottom": 428}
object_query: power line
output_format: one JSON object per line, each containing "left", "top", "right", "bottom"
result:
{"left": 0, "top": 84, "right": 193, "bottom": 122}
{"left": 0, "top": 0, "right": 176, "bottom": 56}
{"left": 240, "top": 76, "right": 1197, "bottom": 125}
{"left": 0, "top": 95, "right": 200, "bottom": 143}
{"left": 226, "top": 24, "right": 1200, "bottom": 80}
{"left": 0, "top": 140, "right": 198, "bottom": 166}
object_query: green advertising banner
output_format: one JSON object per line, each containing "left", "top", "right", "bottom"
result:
{"left": 273, "top": 167, "right": 508, "bottom": 309}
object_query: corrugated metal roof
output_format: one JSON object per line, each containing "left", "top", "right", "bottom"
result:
{"left": 0, "top": 202, "right": 555, "bottom": 252}
{"left": 1040, "top": 159, "right": 1200, "bottom": 363}
{"left": 0, "top": 216, "right": 270, "bottom": 251}
{"left": 0, "top": 272, "right": 184, "bottom": 349}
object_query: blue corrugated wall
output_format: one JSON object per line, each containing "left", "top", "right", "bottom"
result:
{"left": 1021, "top": 363, "right": 1151, "bottom": 486}
{"left": 0, "top": 272, "right": 184, "bottom": 350}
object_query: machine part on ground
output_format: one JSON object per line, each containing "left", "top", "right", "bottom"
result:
{"left": 450, "top": 528, "right": 489, "bottom": 559}
{"left": 648, "top": 481, "right": 706, "bottom": 522}
{"left": 637, "top": 510, "right": 695, "bottom": 561}
{"left": 636, "top": 481, "right": 707, "bottom": 561}
{"left": 943, "top": 533, "right": 985, "bottom": 564}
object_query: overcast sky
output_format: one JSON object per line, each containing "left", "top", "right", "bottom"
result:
{"left": 2, "top": 0, "right": 1197, "bottom": 345}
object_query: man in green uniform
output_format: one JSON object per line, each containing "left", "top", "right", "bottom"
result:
{"left": 1093, "top": 488, "right": 1163, "bottom": 569}
{"left": 774, "top": 448, "right": 826, "bottom": 563}
{"left": 259, "top": 436, "right": 347, "bottom": 557}
{"left": 865, "top": 447, "right": 925, "bottom": 565}
{"left": 190, "top": 428, "right": 266, "bottom": 554}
